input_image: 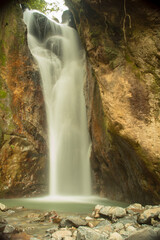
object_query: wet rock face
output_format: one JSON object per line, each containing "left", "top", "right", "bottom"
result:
{"left": 0, "top": 2, "right": 47, "bottom": 197}
{"left": 66, "top": 0, "right": 160, "bottom": 204}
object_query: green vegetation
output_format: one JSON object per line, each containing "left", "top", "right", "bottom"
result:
{"left": 0, "top": 41, "right": 6, "bottom": 66}
{"left": 21, "top": 0, "right": 60, "bottom": 14}
{"left": 0, "top": 90, "right": 7, "bottom": 99}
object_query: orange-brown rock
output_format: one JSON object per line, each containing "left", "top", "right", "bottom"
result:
{"left": 0, "top": 2, "right": 48, "bottom": 197}
{"left": 66, "top": 0, "right": 160, "bottom": 204}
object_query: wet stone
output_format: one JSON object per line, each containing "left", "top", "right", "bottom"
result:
{"left": 60, "top": 216, "right": 87, "bottom": 228}
{"left": 46, "top": 225, "right": 59, "bottom": 233}
{"left": 109, "top": 232, "right": 123, "bottom": 240}
{"left": 0, "top": 203, "right": 7, "bottom": 211}
{"left": 137, "top": 207, "right": 160, "bottom": 224}
{"left": 125, "top": 227, "right": 157, "bottom": 240}
{"left": 77, "top": 226, "right": 109, "bottom": 240}
{"left": 3, "top": 224, "right": 16, "bottom": 234}
{"left": 52, "top": 229, "right": 72, "bottom": 238}
{"left": 99, "top": 206, "right": 126, "bottom": 219}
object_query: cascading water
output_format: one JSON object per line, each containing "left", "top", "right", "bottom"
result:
{"left": 23, "top": 9, "right": 91, "bottom": 196}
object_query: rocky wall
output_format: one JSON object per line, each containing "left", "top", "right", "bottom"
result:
{"left": 0, "top": 1, "right": 48, "bottom": 197}
{"left": 66, "top": 0, "right": 160, "bottom": 204}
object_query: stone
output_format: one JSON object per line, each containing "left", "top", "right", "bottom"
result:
{"left": 87, "top": 222, "right": 94, "bottom": 228}
{"left": 137, "top": 207, "right": 160, "bottom": 224}
{"left": 63, "top": 237, "right": 74, "bottom": 240}
{"left": 126, "top": 226, "right": 137, "bottom": 235}
{"left": 46, "top": 225, "right": 59, "bottom": 233}
{"left": 126, "top": 203, "right": 144, "bottom": 215}
{"left": 125, "top": 228, "right": 157, "bottom": 240}
{"left": 109, "top": 232, "right": 123, "bottom": 240}
{"left": 92, "top": 205, "right": 104, "bottom": 218}
{"left": 3, "top": 224, "right": 16, "bottom": 234}
{"left": 66, "top": 0, "right": 160, "bottom": 205}
{"left": 52, "top": 230, "right": 72, "bottom": 238}
{"left": 0, "top": 203, "right": 7, "bottom": 211}
{"left": 76, "top": 226, "right": 108, "bottom": 240}
{"left": 95, "top": 219, "right": 111, "bottom": 228}
{"left": 99, "top": 206, "right": 126, "bottom": 219}
{"left": 0, "top": 1, "right": 47, "bottom": 198}
{"left": 60, "top": 216, "right": 86, "bottom": 228}
{"left": 113, "top": 222, "right": 124, "bottom": 231}
{"left": 85, "top": 216, "right": 93, "bottom": 220}
{"left": 118, "top": 216, "right": 137, "bottom": 225}
{"left": 7, "top": 210, "right": 15, "bottom": 215}
{"left": 0, "top": 217, "right": 7, "bottom": 232}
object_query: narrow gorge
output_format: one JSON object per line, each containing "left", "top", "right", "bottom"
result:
{"left": 0, "top": 0, "right": 160, "bottom": 206}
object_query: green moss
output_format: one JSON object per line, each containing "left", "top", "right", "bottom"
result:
{"left": 125, "top": 53, "right": 143, "bottom": 81}
{"left": 4, "top": 134, "right": 11, "bottom": 141}
{"left": 0, "top": 90, "right": 7, "bottom": 98}
{"left": 0, "top": 102, "right": 5, "bottom": 110}
{"left": 0, "top": 40, "right": 6, "bottom": 66}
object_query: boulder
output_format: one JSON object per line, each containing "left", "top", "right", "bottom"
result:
{"left": 60, "top": 216, "right": 87, "bottom": 228}
{"left": 125, "top": 228, "right": 157, "bottom": 240}
{"left": 137, "top": 207, "right": 160, "bottom": 224}
{"left": 3, "top": 224, "right": 16, "bottom": 234}
{"left": 0, "top": 217, "right": 7, "bottom": 232}
{"left": 109, "top": 232, "right": 123, "bottom": 240}
{"left": 99, "top": 206, "right": 126, "bottom": 219}
{"left": 0, "top": 203, "right": 7, "bottom": 211}
{"left": 76, "top": 226, "right": 108, "bottom": 240}
{"left": 52, "top": 229, "right": 72, "bottom": 239}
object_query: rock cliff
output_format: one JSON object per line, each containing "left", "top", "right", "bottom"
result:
{"left": 0, "top": 1, "right": 48, "bottom": 197}
{"left": 65, "top": 0, "right": 160, "bottom": 204}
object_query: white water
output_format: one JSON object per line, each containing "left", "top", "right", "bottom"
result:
{"left": 23, "top": 10, "right": 91, "bottom": 196}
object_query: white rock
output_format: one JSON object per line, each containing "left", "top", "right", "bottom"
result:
{"left": 100, "top": 207, "right": 126, "bottom": 218}
{"left": 126, "top": 226, "right": 136, "bottom": 235}
{"left": 52, "top": 230, "right": 72, "bottom": 238}
{"left": 85, "top": 216, "right": 93, "bottom": 220}
{"left": 95, "top": 205, "right": 104, "bottom": 211}
{"left": 0, "top": 203, "right": 6, "bottom": 211}
{"left": 109, "top": 232, "right": 123, "bottom": 240}
{"left": 72, "top": 230, "right": 77, "bottom": 237}
{"left": 127, "top": 203, "right": 143, "bottom": 210}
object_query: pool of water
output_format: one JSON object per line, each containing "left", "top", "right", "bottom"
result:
{"left": 0, "top": 196, "right": 129, "bottom": 214}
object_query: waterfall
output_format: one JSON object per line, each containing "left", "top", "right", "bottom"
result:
{"left": 23, "top": 10, "right": 91, "bottom": 196}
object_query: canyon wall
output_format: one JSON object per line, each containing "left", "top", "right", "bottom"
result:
{"left": 0, "top": 1, "right": 48, "bottom": 197}
{"left": 66, "top": 0, "right": 160, "bottom": 204}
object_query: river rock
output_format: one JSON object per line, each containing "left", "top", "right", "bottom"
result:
{"left": 125, "top": 227, "right": 157, "bottom": 240}
{"left": 92, "top": 205, "right": 104, "bottom": 218}
{"left": 109, "top": 232, "right": 123, "bottom": 240}
{"left": 137, "top": 207, "right": 160, "bottom": 224}
{"left": 52, "top": 229, "right": 72, "bottom": 238}
{"left": 113, "top": 222, "right": 124, "bottom": 231}
{"left": 99, "top": 206, "right": 126, "bottom": 219}
{"left": 126, "top": 203, "right": 144, "bottom": 215}
{"left": 0, "top": 217, "right": 7, "bottom": 232}
{"left": 46, "top": 225, "right": 59, "bottom": 233}
{"left": 3, "top": 224, "right": 16, "bottom": 234}
{"left": 0, "top": 203, "right": 7, "bottom": 211}
{"left": 60, "top": 216, "right": 87, "bottom": 228}
{"left": 76, "top": 226, "right": 108, "bottom": 240}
